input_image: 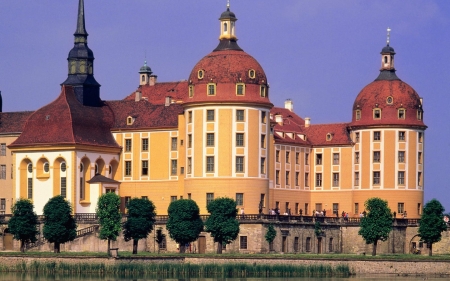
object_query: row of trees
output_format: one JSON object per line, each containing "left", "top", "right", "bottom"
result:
{"left": 358, "top": 197, "right": 447, "bottom": 256}
{"left": 7, "top": 193, "right": 241, "bottom": 255}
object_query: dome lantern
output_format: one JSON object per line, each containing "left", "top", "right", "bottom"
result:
{"left": 214, "top": 1, "right": 242, "bottom": 52}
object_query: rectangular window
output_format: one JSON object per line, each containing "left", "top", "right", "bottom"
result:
{"left": 187, "top": 157, "right": 192, "bottom": 174}
{"left": 355, "top": 152, "right": 360, "bottom": 164}
{"left": 315, "top": 203, "right": 323, "bottom": 212}
{"left": 329, "top": 238, "right": 334, "bottom": 252}
{"left": 373, "top": 171, "right": 380, "bottom": 185}
{"left": 305, "top": 203, "right": 309, "bottom": 215}
{"left": 316, "top": 154, "right": 322, "bottom": 165}
{"left": 236, "top": 133, "right": 244, "bottom": 147}
{"left": 354, "top": 203, "right": 359, "bottom": 215}
{"left": 206, "top": 193, "right": 214, "bottom": 205}
{"left": 398, "top": 171, "right": 405, "bottom": 185}
{"left": 125, "top": 139, "right": 132, "bottom": 152}
{"left": 188, "top": 111, "right": 192, "bottom": 123}
{"left": 260, "top": 194, "right": 266, "bottom": 208}
{"left": 316, "top": 173, "right": 322, "bottom": 187}
{"left": 285, "top": 171, "right": 290, "bottom": 185}
{"left": 276, "top": 150, "right": 280, "bottom": 162}
{"left": 236, "top": 84, "right": 244, "bottom": 95}
{"left": 373, "top": 151, "right": 380, "bottom": 163}
{"left": 171, "top": 137, "right": 178, "bottom": 151}
{"left": 374, "top": 109, "right": 381, "bottom": 119}
{"left": 207, "top": 110, "right": 215, "bottom": 121}
{"left": 418, "top": 172, "right": 422, "bottom": 186}
{"left": 333, "top": 153, "right": 339, "bottom": 165}
{"left": 208, "top": 83, "right": 216, "bottom": 95}
{"left": 240, "top": 236, "right": 248, "bottom": 249}
{"left": 125, "top": 161, "right": 132, "bottom": 176}
{"left": 306, "top": 237, "right": 311, "bottom": 252}
{"left": 398, "top": 151, "right": 405, "bottom": 163}
{"left": 260, "top": 157, "right": 266, "bottom": 174}
{"left": 374, "top": 131, "right": 381, "bottom": 141}
{"left": 294, "top": 237, "right": 299, "bottom": 252}
{"left": 286, "top": 151, "right": 290, "bottom": 163}
{"left": 276, "top": 170, "right": 280, "bottom": 185}
{"left": 398, "top": 109, "right": 405, "bottom": 119}
{"left": 0, "top": 165, "right": 5, "bottom": 180}
{"left": 236, "top": 193, "right": 244, "bottom": 206}
{"left": 399, "top": 131, "right": 405, "bottom": 141}
{"left": 236, "top": 156, "right": 244, "bottom": 173}
{"left": 295, "top": 172, "right": 299, "bottom": 186}
{"left": 206, "top": 133, "right": 215, "bottom": 146}
{"left": 398, "top": 202, "right": 405, "bottom": 214}
{"left": 80, "top": 177, "right": 84, "bottom": 200}
{"left": 333, "top": 203, "right": 339, "bottom": 215}
{"left": 418, "top": 132, "right": 423, "bottom": 143}
{"left": 158, "top": 236, "right": 167, "bottom": 250}
{"left": 261, "top": 111, "right": 267, "bottom": 123}
{"left": 0, "top": 198, "right": 5, "bottom": 211}
{"left": 260, "top": 85, "right": 267, "bottom": 97}
{"left": 355, "top": 172, "right": 360, "bottom": 186}
{"left": 206, "top": 156, "right": 214, "bottom": 172}
{"left": 236, "top": 109, "right": 244, "bottom": 121}
{"left": 189, "top": 85, "right": 194, "bottom": 97}
{"left": 305, "top": 153, "right": 309, "bottom": 165}
{"left": 261, "top": 135, "right": 266, "bottom": 148}
{"left": 305, "top": 173, "right": 309, "bottom": 187}
{"left": 142, "top": 138, "right": 149, "bottom": 151}
{"left": 333, "top": 173, "right": 339, "bottom": 187}
{"left": 61, "top": 177, "right": 67, "bottom": 198}
{"left": 188, "top": 134, "right": 192, "bottom": 148}
{"left": 142, "top": 160, "right": 149, "bottom": 176}
{"left": 171, "top": 160, "right": 177, "bottom": 175}
{"left": 28, "top": 177, "right": 33, "bottom": 199}
{"left": 355, "top": 132, "right": 360, "bottom": 142}
{"left": 418, "top": 203, "right": 421, "bottom": 215}
{"left": 418, "top": 152, "right": 422, "bottom": 164}
{"left": 171, "top": 196, "right": 177, "bottom": 202}
{"left": 295, "top": 203, "right": 299, "bottom": 214}
{"left": 125, "top": 196, "right": 131, "bottom": 208}
{"left": 0, "top": 143, "right": 6, "bottom": 156}
{"left": 295, "top": 152, "right": 300, "bottom": 164}
{"left": 356, "top": 110, "right": 361, "bottom": 120}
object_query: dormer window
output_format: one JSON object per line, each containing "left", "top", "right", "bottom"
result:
{"left": 207, "top": 83, "right": 216, "bottom": 96}
{"left": 260, "top": 85, "right": 267, "bottom": 97}
{"left": 326, "top": 133, "right": 333, "bottom": 141}
{"left": 248, "top": 69, "right": 255, "bottom": 79}
{"left": 417, "top": 110, "right": 423, "bottom": 120}
{"left": 355, "top": 110, "right": 361, "bottom": 120}
{"left": 398, "top": 108, "right": 405, "bottom": 119}
{"left": 386, "top": 96, "right": 393, "bottom": 104}
{"left": 236, "top": 83, "right": 245, "bottom": 96}
{"left": 198, "top": 70, "right": 204, "bottom": 79}
{"left": 373, "top": 109, "right": 381, "bottom": 119}
{"left": 127, "top": 116, "right": 135, "bottom": 125}
{"left": 189, "top": 85, "right": 194, "bottom": 98}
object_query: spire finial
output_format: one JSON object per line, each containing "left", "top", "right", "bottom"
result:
{"left": 387, "top": 27, "right": 391, "bottom": 46}
{"left": 75, "top": 0, "right": 88, "bottom": 36}
{"left": 227, "top": 0, "right": 230, "bottom": 10}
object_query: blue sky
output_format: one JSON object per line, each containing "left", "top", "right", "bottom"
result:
{"left": 1, "top": 1, "right": 449, "bottom": 211}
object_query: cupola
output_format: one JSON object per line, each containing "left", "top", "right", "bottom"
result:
{"left": 214, "top": 2, "right": 242, "bottom": 51}
{"left": 139, "top": 61, "right": 153, "bottom": 86}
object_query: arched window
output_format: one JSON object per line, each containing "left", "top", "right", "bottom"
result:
{"left": 384, "top": 56, "right": 388, "bottom": 64}
{"left": 44, "top": 162, "right": 50, "bottom": 173}
{"left": 61, "top": 162, "right": 67, "bottom": 198}
{"left": 27, "top": 163, "right": 33, "bottom": 199}
{"left": 79, "top": 163, "right": 84, "bottom": 200}
{"left": 224, "top": 22, "right": 228, "bottom": 32}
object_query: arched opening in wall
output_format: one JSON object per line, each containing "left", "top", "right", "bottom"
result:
{"left": 3, "top": 228, "right": 13, "bottom": 251}
{"left": 80, "top": 158, "right": 91, "bottom": 203}
{"left": 19, "top": 159, "right": 33, "bottom": 199}
{"left": 36, "top": 157, "right": 50, "bottom": 180}
{"left": 109, "top": 159, "right": 119, "bottom": 180}
{"left": 223, "top": 22, "right": 228, "bottom": 33}
{"left": 53, "top": 157, "right": 67, "bottom": 198}
{"left": 95, "top": 158, "right": 105, "bottom": 176}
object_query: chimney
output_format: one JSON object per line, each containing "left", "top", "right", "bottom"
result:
{"left": 275, "top": 114, "right": 283, "bottom": 125}
{"left": 305, "top": 117, "right": 311, "bottom": 128}
{"left": 165, "top": 96, "right": 172, "bottom": 107}
{"left": 149, "top": 75, "right": 158, "bottom": 86}
{"left": 135, "top": 91, "right": 142, "bottom": 102}
{"left": 285, "top": 99, "right": 293, "bottom": 112}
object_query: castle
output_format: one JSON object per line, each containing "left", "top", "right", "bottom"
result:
{"left": 0, "top": 0, "right": 426, "bottom": 219}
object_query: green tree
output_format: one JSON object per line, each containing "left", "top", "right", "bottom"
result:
{"left": 8, "top": 199, "right": 39, "bottom": 252}
{"left": 314, "top": 221, "right": 324, "bottom": 237}
{"left": 43, "top": 195, "right": 77, "bottom": 253}
{"left": 96, "top": 193, "right": 122, "bottom": 255}
{"left": 265, "top": 224, "right": 276, "bottom": 252}
{"left": 358, "top": 197, "right": 393, "bottom": 256}
{"left": 155, "top": 227, "right": 166, "bottom": 254}
{"left": 418, "top": 199, "right": 447, "bottom": 256}
{"left": 166, "top": 199, "right": 203, "bottom": 253}
{"left": 204, "top": 197, "right": 240, "bottom": 254}
{"left": 123, "top": 197, "right": 156, "bottom": 254}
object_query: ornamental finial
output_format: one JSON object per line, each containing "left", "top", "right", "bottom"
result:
{"left": 227, "top": 0, "right": 230, "bottom": 10}
{"left": 387, "top": 27, "right": 391, "bottom": 46}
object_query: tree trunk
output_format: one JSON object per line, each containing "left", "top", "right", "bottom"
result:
{"left": 372, "top": 240, "right": 378, "bottom": 256}
{"left": 107, "top": 239, "right": 111, "bottom": 256}
{"left": 180, "top": 244, "right": 185, "bottom": 253}
{"left": 429, "top": 243, "right": 432, "bottom": 256}
{"left": 133, "top": 239, "right": 138, "bottom": 254}
{"left": 54, "top": 242, "right": 60, "bottom": 253}
{"left": 217, "top": 241, "right": 223, "bottom": 254}
{"left": 20, "top": 240, "right": 25, "bottom": 253}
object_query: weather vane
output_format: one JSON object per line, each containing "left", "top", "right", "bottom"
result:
{"left": 387, "top": 27, "right": 391, "bottom": 46}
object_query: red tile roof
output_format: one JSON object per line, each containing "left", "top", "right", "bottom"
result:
{"left": 302, "top": 123, "right": 352, "bottom": 146}
{"left": 0, "top": 111, "right": 33, "bottom": 134}
{"left": 107, "top": 99, "right": 183, "bottom": 130}
{"left": 123, "top": 81, "right": 188, "bottom": 105}
{"left": 9, "top": 86, "right": 120, "bottom": 149}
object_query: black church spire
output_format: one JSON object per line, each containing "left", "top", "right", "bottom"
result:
{"left": 62, "top": 0, "right": 101, "bottom": 107}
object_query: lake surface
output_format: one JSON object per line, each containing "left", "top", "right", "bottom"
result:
{"left": 0, "top": 275, "right": 446, "bottom": 281}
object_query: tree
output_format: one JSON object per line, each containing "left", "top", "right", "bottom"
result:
{"left": 123, "top": 197, "right": 156, "bottom": 254}
{"left": 166, "top": 199, "right": 203, "bottom": 253}
{"left": 358, "top": 197, "right": 393, "bottom": 256}
{"left": 418, "top": 199, "right": 447, "bottom": 256}
{"left": 155, "top": 227, "right": 166, "bottom": 254}
{"left": 43, "top": 195, "right": 77, "bottom": 253}
{"left": 314, "top": 221, "right": 324, "bottom": 237}
{"left": 8, "top": 199, "right": 39, "bottom": 252}
{"left": 96, "top": 193, "right": 122, "bottom": 255}
{"left": 265, "top": 224, "right": 276, "bottom": 252}
{"left": 204, "top": 197, "right": 240, "bottom": 254}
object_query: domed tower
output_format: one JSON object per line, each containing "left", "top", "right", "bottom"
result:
{"left": 183, "top": 3, "right": 273, "bottom": 214}
{"left": 349, "top": 29, "right": 426, "bottom": 218}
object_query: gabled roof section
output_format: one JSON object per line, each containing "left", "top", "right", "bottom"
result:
{"left": 123, "top": 81, "right": 188, "bottom": 105}
{"left": 271, "top": 106, "right": 309, "bottom": 145}
{"left": 87, "top": 173, "right": 120, "bottom": 184}
{"left": 107, "top": 99, "right": 183, "bottom": 130}
{"left": 0, "top": 111, "right": 33, "bottom": 134}
{"left": 302, "top": 123, "right": 352, "bottom": 146}
{"left": 9, "top": 86, "right": 119, "bottom": 149}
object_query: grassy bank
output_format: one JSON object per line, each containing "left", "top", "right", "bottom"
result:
{"left": 0, "top": 261, "right": 351, "bottom": 278}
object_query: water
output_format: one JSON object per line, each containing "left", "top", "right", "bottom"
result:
{"left": 0, "top": 275, "right": 445, "bottom": 281}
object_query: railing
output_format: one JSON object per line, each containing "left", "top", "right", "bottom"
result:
{"left": 76, "top": 225, "right": 99, "bottom": 238}
{"left": 25, "top": 237, "right": 46, "bottom": 250}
